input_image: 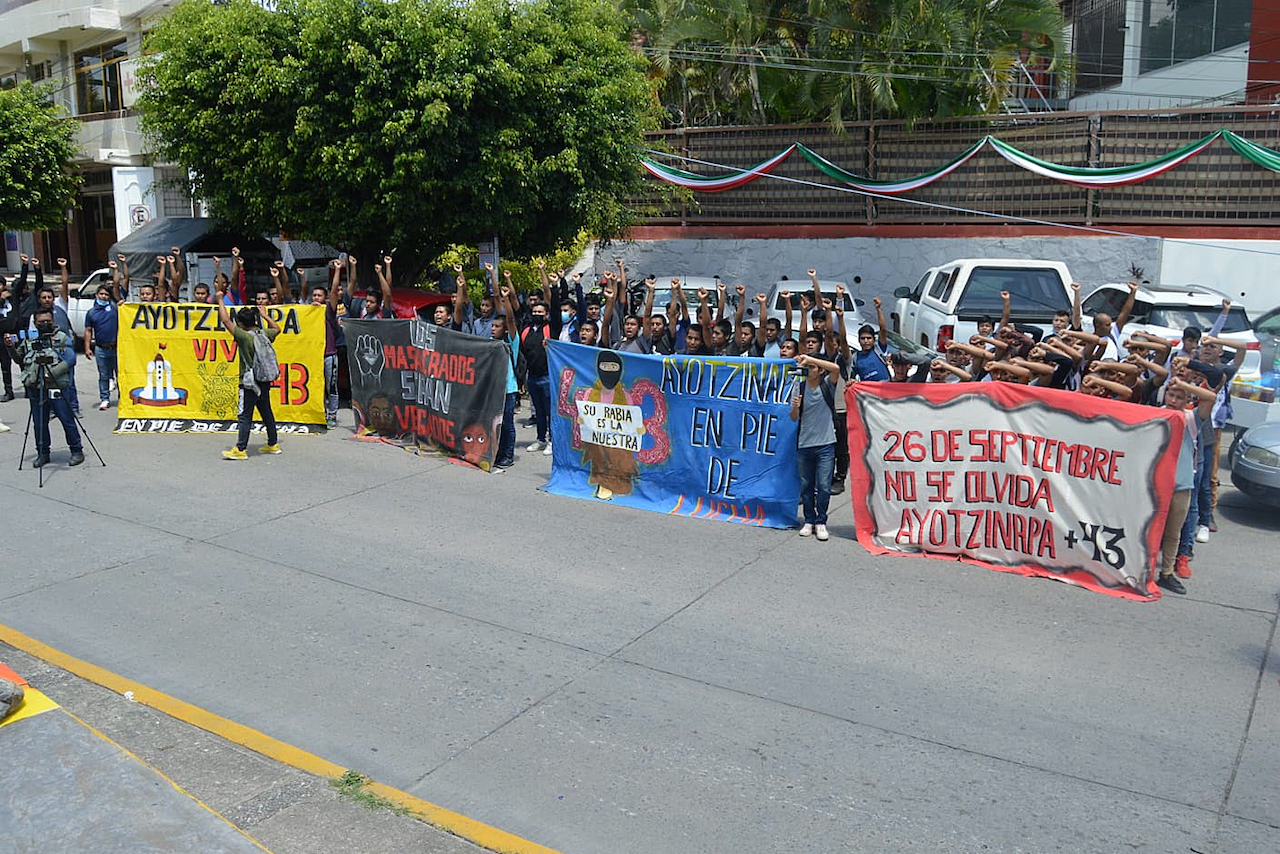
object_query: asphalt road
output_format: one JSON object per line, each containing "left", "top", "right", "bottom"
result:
{"left": 1, "top": 372, "right": 1277, "bottom": 854}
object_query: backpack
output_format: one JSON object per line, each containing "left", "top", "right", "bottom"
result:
{"left": 244, "top": 329, "right": 280, "bottom": 386}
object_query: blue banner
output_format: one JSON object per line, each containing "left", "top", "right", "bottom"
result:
{"left": 546, "top": 341, "right": 800, "bottom": 527}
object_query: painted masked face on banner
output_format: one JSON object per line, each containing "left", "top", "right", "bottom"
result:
{"left": 597, "top": 352, "right": 623, "bottom": 390}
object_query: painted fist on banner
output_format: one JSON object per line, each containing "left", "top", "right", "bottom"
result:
{"left": 353, "top": 334, "right": 384, "bottom": 384}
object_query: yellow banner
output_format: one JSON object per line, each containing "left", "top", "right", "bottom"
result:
{"left": 115, "top": 303, "right": 326, "bottom": 433}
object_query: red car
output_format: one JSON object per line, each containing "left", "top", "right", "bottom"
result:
{"left": 349, "top": 287, "right": 453, "bottom": 320}
{"left": 338, "top": 288, "right": 454, "bottom": 396}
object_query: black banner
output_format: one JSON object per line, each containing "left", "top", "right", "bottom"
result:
{"left": 345, "top": 319, "right": 508, "bottom": 469}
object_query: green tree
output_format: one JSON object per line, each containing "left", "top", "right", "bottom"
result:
{"left": 137, "top": 0, "right": 658, "bottom": 286}
{"left": 0, "top": 83, "right": 81, "bottom": 232}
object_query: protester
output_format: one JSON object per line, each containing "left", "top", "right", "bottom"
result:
{"left": 217, "top": 304, "right": 282, "bottom": 460}
{"left": 83, "top": 277, "right": 120, "bottom": 411}
{"left": 791, "top": 352, "right": 841, "bottom": 541}
{"left": 1157, "top": 376, "right": 1217, "bottom": 595}
{"left": 317, "top": 261, "right": 344, "bottom": 427}
{"left": 0, "top": 274, "right": 19, "bottom": 402}
{"left": 486, "top": 266, "right": 520, "bottom": 470}
{"left": 519, "top": 297, "right": 553, "bottom": 455}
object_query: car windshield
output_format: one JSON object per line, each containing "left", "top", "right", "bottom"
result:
{"left": 1147, "top": 306, "right": 1252, "bottom": 334}
{"left": 650, "top": 288, "right": 719, "bottom": 310}
{"left": 774, "top": 291, "right": 855, "bottom": 311}
{"left": 956, "top": 268, "right": 1070, "bottom": 316}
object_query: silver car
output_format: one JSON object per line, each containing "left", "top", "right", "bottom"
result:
{"left": 1229, "top": 422, "right": 1280, "bottom": 508}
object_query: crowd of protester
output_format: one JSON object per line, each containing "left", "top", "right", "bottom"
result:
{"left": 0, "top": 253, "right": 1245, "bottom": 589}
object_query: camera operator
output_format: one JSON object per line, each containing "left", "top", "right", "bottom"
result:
{"left": 6, "top": 307, "right": 84, "bottom": 467}
{"left": 24, "top": 265, "right": 80, "bottom": 415}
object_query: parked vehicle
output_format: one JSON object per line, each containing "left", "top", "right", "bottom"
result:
{"left": 627, "top": 276, "right": 722, "bottom": 318}
{"left": 349, "top": 287, "right": 452, "bottom": 321}
{"left": 1231, "top": 305, "right": 1280, "bottom": 429}
{"left": 1083, "top": 282, "right": 1260, "bottom": 367}
{"left": 892, "top": 259, "right": 1074, "bottom": 352}
{"left": 1228, "top": 421, "right": 1280, "bottom": 508}
{"left": 739, "top": 279, "right": 867, "bottom": 347}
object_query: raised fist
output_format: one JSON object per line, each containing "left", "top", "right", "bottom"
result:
{"left": 483, "top": 262, "right": 493, "bottom": 272}
{"left": 56, "top": 257, "right": 67, "bottom": 267}
{"left": 872, "top": 297, "right": 881, "bottom": 309}
{"left": 453, "top": 263, "right": 463, "bottom": 273}
{"left": 734, "top": 283, "right": 745, "bottom": 296}
{"left": 353, "top": 334, "right": 384, "bottom": 383}
{"left": 383, "top": 255, "right": 392, "bottom": 266}
{"left": 756, "top": 293, "right": 767, "bottom": 304}
{"left": 807, "top": 269, "right": 816, "bottom": 277}
{"left": 536, "top": 259, "right": 545, "bottom": 270}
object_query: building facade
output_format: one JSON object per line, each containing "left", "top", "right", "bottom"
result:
{"left": 1065, "top": 0, "right": 1278, "bottom": 110}
{"left": 0, "top": 0, "right": 196, "bottom": 276}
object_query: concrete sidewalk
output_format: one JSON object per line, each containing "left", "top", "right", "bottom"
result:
{"left": 0, "top": 649, "right": 500, "bottom": 854}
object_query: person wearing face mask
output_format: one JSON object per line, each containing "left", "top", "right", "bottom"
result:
{"left": 9, "top": 307, "right": 83, "bottom": 467}
{"left": 83, "top": 281, "right": 121, "bottom": 411}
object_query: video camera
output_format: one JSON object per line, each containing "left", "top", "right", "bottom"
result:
{"left": 28, "top": 334, "right": 59, "bottom": 365}
{"left": 6, "top": 328, "right": 59, "bottom": 365}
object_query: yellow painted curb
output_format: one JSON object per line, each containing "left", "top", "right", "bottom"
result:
{"left": 0, "top": 686, "right": 59, "bottom": 727}
{"left": 0, "top": 623, "right": 566, "bottom": 854}
{"left": 66, "top": 708, "right": 276, "bottom": 854}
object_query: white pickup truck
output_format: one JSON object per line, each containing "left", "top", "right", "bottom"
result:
{"left": 892, "top": 258, "right": 1075, "bottom": 352}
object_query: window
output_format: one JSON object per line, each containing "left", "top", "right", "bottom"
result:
{"left": 1148, "top": 306, "right": 1253, "bottom": 334}
{"left": 1071, "top": 0, "right": 1126, "bottom": 94}
{"left": 956, "top": 268, "right": 1072, "bottom": 318}
{"left": 75, "top": 40, "right": 127, "bottom": 115}
{"left": 0, "top": 72, "right": 16, "bottom": 90}
{"left": 1141, "top": 0, "right": 1251, "bottom": 74}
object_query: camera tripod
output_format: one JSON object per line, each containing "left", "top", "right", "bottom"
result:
{"left": 16, "top": 356, "right": 106, "bottom": 488}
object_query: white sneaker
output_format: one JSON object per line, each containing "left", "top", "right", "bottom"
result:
{"left": 1195, "top": 525, "right": 1210, "bottom": 543}
{"left": 526, "top": 440, "right": 543, "bottom": 452}
{"left": 97, "top": 400, "right": 109, "bottom": 411}
{"left": 542, "top": 443, "right": 553, "bottom": 456}
{"left": 815, "top": 524, "right": 830, "bottom": 541}
{"left": 0, "top": 421, "right": 9, "bottom": 433}
{"left": 798, "top": 523, "right": 813, "bottom": 537}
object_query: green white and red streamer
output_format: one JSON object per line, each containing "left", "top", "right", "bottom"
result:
{"left": 640, "top": 129, "right": 1280, "bottom": 194}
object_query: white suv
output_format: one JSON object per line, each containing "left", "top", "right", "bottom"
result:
{"left": 1080, "top": 283, "right": 1259, "bottom": 371}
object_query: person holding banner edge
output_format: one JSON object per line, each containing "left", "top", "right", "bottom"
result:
{"left": 791, "top": 352, "right": 841, "bottom": 541}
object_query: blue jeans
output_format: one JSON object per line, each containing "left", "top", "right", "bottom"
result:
{"left": 529, "top": 374, "right": 550, "bottom": 443}
{"left": 797, "top": 443, "right": 835, "bottom": 525}
{"left": 1179, "top": 457, "right": 1204, "bottom": 557}
{"left": 1196, "top": 433, "right": 1217, "bottom": 528}
{"left": 94, "top": 346, "right": 117, "bottom": 403}
{"left": 496, "top": 391, "right": 516, "bottom": 465}
{"left": 29, "top": 387, "right": 81, "bottom": 456}
{"left": 62, "top": 347, "right": 79, "bottom": 412}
